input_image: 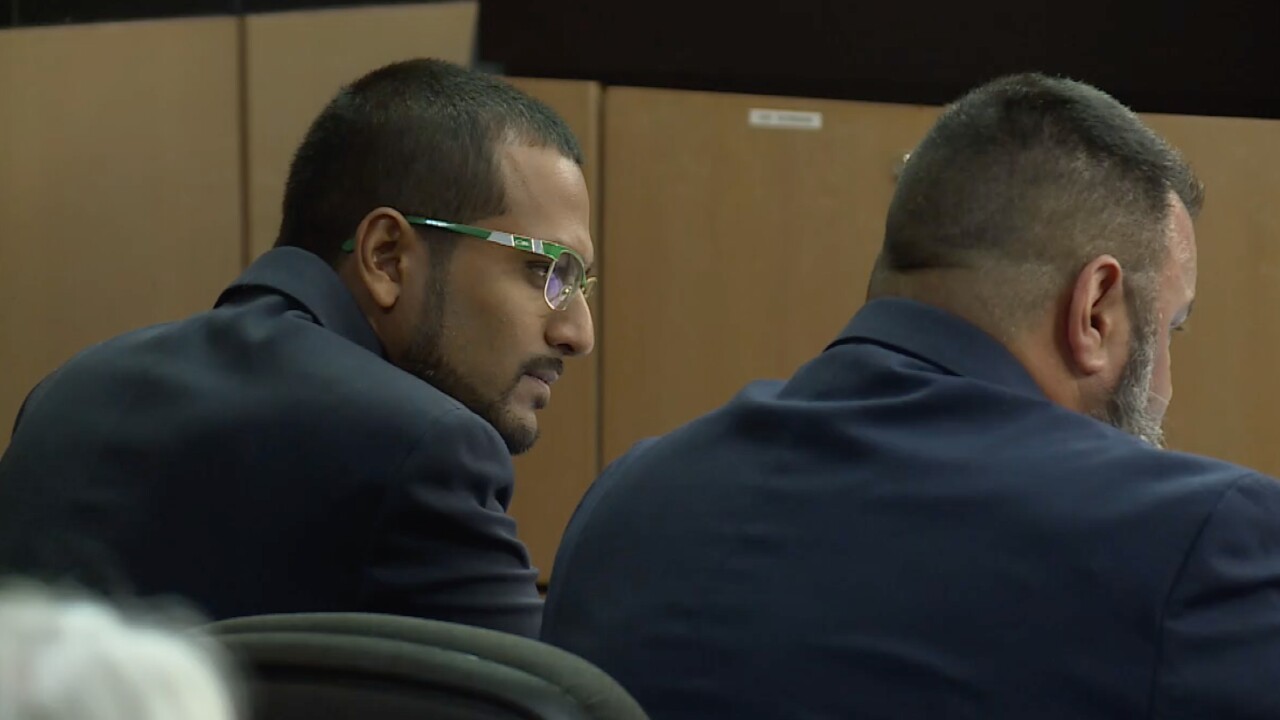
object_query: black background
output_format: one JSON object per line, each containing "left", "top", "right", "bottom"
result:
{"left": 5, "top": 0, "right": 1276, "bottom": 118}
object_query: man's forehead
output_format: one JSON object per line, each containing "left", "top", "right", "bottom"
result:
{"left": 497, "top": 144, "right": 594, "bottom": 268}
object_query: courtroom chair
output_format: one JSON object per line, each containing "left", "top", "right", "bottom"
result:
{"left": 205, "top": 612, "right": 650, "bottom": 720}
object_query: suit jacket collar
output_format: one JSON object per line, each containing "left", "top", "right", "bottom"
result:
{"left": 830, "top": 297, "right": 1046, "bottom": 399}
{"left": 215, "top": 247, "right": 384, "bottom": 357}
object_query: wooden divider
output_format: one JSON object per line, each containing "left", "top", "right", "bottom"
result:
{"left": 600, "top": 87, "right": 941, "bottom": 464}
{"left": 0, "top": 17, "right": 243, "bottom": 453}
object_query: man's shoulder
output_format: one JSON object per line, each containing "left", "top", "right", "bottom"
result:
{"left": 1096, "top": 441, "right": 1272, "bottom": 512}
{"left": 19, "top": 298, "right": 489, "bottom": 446}
{"left": 192, "top": 294, "right": 475, "bottom": 431}
{"left": 260, "top": 323, "right": 503, "bottom": 461}
{"left": 591, "top": 378, "right": 1272, "bottom": 517}
{"left": 238, "top": 329, "right": 492, "bottom": 455}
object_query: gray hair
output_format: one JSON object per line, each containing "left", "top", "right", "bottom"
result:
{"left": 0, "top": 581, "right": 241, "bottom": 720}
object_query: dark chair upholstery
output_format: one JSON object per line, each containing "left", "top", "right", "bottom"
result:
{"left": 206, "top": 613, "right": 649, "bottom": 720}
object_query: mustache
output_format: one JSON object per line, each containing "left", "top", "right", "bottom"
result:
{"left": 518, "top": 356, "right": 564, "bottom": 380}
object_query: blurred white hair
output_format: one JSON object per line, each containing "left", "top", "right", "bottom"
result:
{"left": 0, "top": 580, "right": 241, "bottom": 720}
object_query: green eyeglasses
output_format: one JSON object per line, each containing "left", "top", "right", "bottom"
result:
{"left": 342, "top": 215, "right": 596, "bottom": 311}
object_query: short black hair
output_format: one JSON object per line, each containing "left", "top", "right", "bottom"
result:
{"left": 275, "top": 58, "right": 583, "bottom": 265}
{"left": 878, "top": 72, "right": 1202, "bottom": 308}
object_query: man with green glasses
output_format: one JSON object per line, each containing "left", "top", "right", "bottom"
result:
{"left": 0, "top": 58, "right": 594, "bottom": 639}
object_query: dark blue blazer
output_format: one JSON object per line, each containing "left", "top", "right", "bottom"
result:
{"left": 544, "top": 298, "right": 1280, "bottom": 719}
{"left": 0, "top": 248, "right": 543, "bottom": 636}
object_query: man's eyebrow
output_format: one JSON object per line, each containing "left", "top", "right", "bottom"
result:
{"left": 549, "top": 236, "right": 593, "bottom": 273}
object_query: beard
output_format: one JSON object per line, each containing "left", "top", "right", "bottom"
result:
{"left": 1097, "top": 296, "right": 1165, "bottom": 448}
{"left": 405, "top": 333, "right": 539, "bottom": 455}
{"left": 399, "top": 271, "right": 541, "bottom": 455}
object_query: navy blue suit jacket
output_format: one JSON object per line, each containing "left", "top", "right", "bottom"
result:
{"left": 0, "top": 248, "right": 543, "bottom": 636}
{"left": 544, "top": 298, "right": 1280, "bottom": 718}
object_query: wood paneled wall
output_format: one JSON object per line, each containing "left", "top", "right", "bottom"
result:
{"left": 599, "top": 87, "right": 941, "bottom": 463}
{"left": 0, "top": 17, "right": 243, "bottom": 454}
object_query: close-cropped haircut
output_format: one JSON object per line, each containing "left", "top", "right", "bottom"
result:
{"left": 877, "top": 72, "right": 1202, "bottom": 323}
{"left": 276, "top": 58, "right": 584, "bottom": 266}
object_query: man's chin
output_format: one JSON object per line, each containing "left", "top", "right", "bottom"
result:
{"left": 500, "top": 424, "right": 539, "bottom": 456}
{"left": 489, "top": 406, "right": 539, "bottom": 456}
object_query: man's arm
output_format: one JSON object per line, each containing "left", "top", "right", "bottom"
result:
{"left": 357, "top": 407, "right": 543, "bottom": 637}
{"left": 1152, "top": 474, "right": 1280, "bottom": 718}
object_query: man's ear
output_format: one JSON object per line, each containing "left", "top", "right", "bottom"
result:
{"left": 1065, "top": 254, "right": 1128, "bottom": 377}
{"left": 351, "top": 207, "right": 414, "bottom": 311}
